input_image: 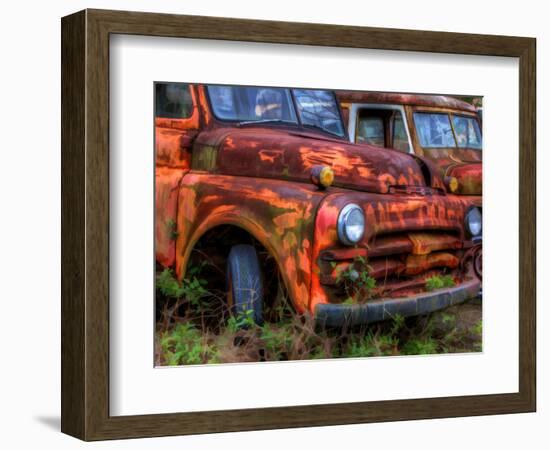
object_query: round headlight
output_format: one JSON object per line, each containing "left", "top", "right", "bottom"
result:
{"left": 337, "top": 204, "right": 365, "bottom": 245}
{"left": 465, "top": 207, "right": 482, "bottom": 237}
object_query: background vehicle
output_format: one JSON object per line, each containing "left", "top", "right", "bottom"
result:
{"left": 337, "top": 91, "right": 482, "bottom": 206}
{"left": 156, "top": 83, "right": 482, "bottom": 327}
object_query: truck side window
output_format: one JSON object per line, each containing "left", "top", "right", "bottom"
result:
{"left": 155, "top": 83, "right": 193, "bottom": 119}
{"left": 391, "top": 113, "right": 410, "bottom": 153}
{"left": 357, "top": 116, "right": 385, "bottom": 147}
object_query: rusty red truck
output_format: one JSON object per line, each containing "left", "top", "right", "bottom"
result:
{"left": 155, "top": 83, "right": 482, "bottom": 327}
{"left": 336, "top": 91, "right": 482, "bottom": 207}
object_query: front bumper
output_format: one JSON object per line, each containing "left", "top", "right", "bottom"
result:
{"left": 315, "top": 278, "right": 480, "bottom": 327}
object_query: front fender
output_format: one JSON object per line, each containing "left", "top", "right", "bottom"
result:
{"left": 174, "top": 173, "right": 327, "bottom": 312}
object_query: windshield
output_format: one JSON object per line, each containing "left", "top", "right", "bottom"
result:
{"left": 414, "top": 113, "right": 456, "bottom": 148}
{"left": 207, "top": 85, "right": 345, "bottom": 137}
{"left": 208, "top": 85, "right": 298, "bottom": 123}
{"left": 452, "top": 115, "right": 482, "bottom": 149}
{"left": 292, "top": 89, "right": 346, "bottom": 137}
{"left": 414, "top": 112, "right": 482, "bottom": 150}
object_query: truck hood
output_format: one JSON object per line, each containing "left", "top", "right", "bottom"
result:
{"left": 195, "top": 128, "right": 429, "bottom": 194}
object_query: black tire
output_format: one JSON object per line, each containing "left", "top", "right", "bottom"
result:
{"left": 226, "top": 244, "right": 264, "bottom": 325}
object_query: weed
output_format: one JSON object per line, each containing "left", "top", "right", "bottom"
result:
{"left": 347, "top": 339, "right": 378, "bottom": 358}
{"left": 390, "top": 313, "right": 406, "bottom": 335}
{"left": 156, "top": 303, "right": 481, "bottom": 364}
{"left": 471, "top": 319, "right": 482, "bottom": 337}
{"left": 441, "top": 312, "right": 456, "bottom": 326}
{"left": 336, "top": 255, "right": 377, "bottom": 302}
{"left": 227, "top": 309, "right": 256, "bottom": 332}
{"left": 159, "top": 323, "right": 219, "bottom": 365}
{"left": 156, "top": 262, "right": 227, "bottom": 331}
{"left": 347, "top": 332, "right": 398, "bottom": 357}
{"left": 260, "top": 322, "right": 295, "bottom": 360}
{"left": 470, "top": 319, "right": 483, "bottom": 352}
{"left": 156, "top": 268, "right": 185, "bottom": 298}
{"left": 156, "top": 265, "right": 209, "bottom": 301}
{"left": 155, "top": 260, "right": 481, "bottom": 365}
{"left": 401, "top": 337, "right": 438, "bottom": 355}
{"left": 425, "top": 274, "right": 455, "bottom": 291}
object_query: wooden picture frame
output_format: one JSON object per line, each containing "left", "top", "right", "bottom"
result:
{"left": 61, "top": 8, "right": 536, "bottom": 441}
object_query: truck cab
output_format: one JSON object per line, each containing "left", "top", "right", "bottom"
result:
{"left": 337, "top": 91, "right": 482, "bottom": 205}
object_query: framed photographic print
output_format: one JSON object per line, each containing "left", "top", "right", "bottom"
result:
{"left": 61, "top": 9, "right": 536, "bottom": 441}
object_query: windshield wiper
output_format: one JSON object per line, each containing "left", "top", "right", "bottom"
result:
{"left": 236, "top": 118, "right": 345, "bottom": 139}
{"left": 237, "top": 119, "right": 297, "bottom": 127}
{"left": 300, "top": 122, "right": 345, "bottom": 139}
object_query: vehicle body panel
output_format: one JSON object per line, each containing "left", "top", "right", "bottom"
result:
{"left": 174, "top": 174, "right": 324, "bottom": 312}
{"left": 309, "top": 189, "right": 479, "bottom": 309}
{"left": 192, "top": 127, "right": 430, "bottom": 194}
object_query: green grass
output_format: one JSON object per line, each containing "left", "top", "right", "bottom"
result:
{"left": 155, "top": 262, "right": 481, "bottom": 366}
{"left": 425, "top": 274, "right": 456, "bottom": 291}
{"left": 155, "top": 305, "right": 482, "bottom": 366}
{"left": 159, "top": 323, "right": 219, "bottom": 365}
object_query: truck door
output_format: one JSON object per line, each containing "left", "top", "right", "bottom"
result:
{"left": 155, "top": 82, "right": 199, "bottom": 268}
{"left": 355, "top": 107, "right": 411, "bottom": 153}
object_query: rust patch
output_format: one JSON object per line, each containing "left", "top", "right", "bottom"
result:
{"left": 336, "top": 90, "right": 477, "bottom": 113}
{"left": 407, "top": 232, "right": 461, "bottom": 255}
{"left": 404, "top": 252, "right": 459, "bottom": 276}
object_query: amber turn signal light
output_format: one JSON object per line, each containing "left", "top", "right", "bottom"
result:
{"left": 311, "top": 165, "right": 334, "bottom": 189}
{"left": 445, "top": 176, "right": 459, "bottom": 193}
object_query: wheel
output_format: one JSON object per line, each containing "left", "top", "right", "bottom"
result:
{"left": 226, "top": 244, "right": 264, "bottom": 325}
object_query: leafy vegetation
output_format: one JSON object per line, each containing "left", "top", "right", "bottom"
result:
{"left": 155, "top": 256, "right": 481, "bottom": 366}
{"left": 160, "top": 323, "right": 219, "bottom": 365}
{"left": 156, "top": 306, "right": 482, "bottom": 366}
{"left": 335, "top": 255, "right": 377, "bottom": 303}
{"left": 425, "top": 274, "right": 456, "bottom": 291}
{"left": 156, "top": 289, "right": 481, "bottom": 365}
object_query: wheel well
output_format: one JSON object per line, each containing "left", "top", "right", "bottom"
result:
{"left": 189, "top": 225, "right": 289, "bottom": 317}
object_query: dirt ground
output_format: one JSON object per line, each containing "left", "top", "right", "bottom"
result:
{"left": 427, "top": 296, "right": 482, "bottom": 350}
{"left": 436, "top": 297, "right": 482, "bottom": 332}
